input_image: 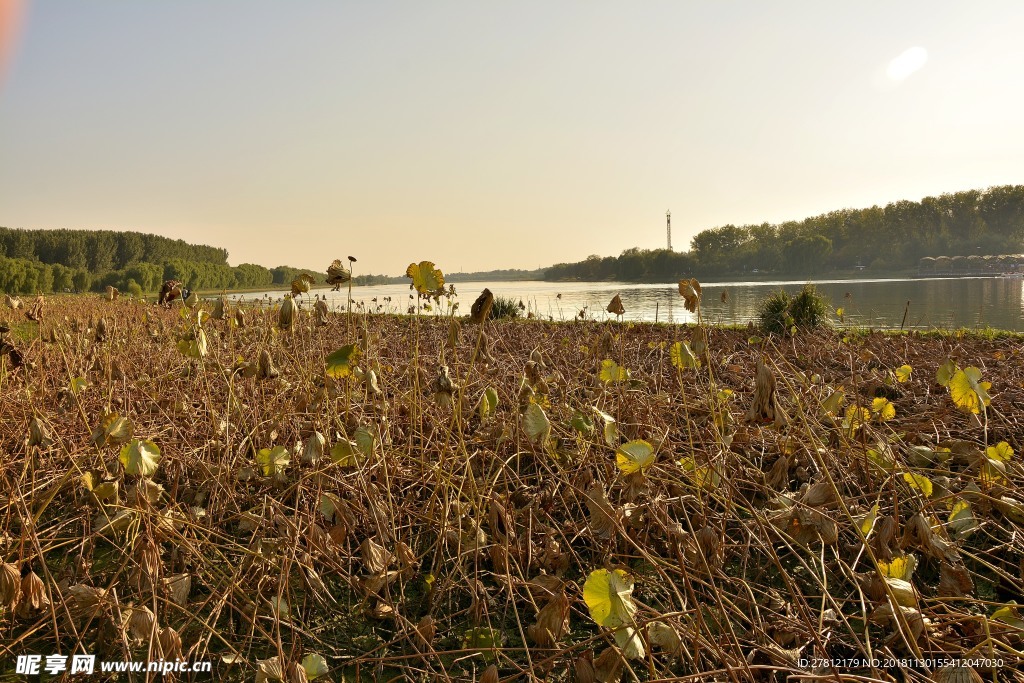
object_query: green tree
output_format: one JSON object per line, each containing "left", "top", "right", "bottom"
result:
{"left": 782, "top": 234, "right": 832, "bottom": 272}
{"left": 72, "top": 270, "right": 92, "bottom": 293}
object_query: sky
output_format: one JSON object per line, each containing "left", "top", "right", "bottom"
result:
{"left": 1, "top": 1, "right": 1023, "bottom": 276}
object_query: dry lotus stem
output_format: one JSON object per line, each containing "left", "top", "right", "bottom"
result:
{"left": 25, "top": 295, "right": 44, "bottom": 321}
{"left": 526, "top": 591, "right": 570, "bottom": 647}
{"left": 125, "top": 605, "right": 157, "bottom": 643}
{"left": 326, "top": 259, "right": 352, "bottom": 290}
{"left": 0, "top": 562, "right": 20, "bottom": 611}
{"left": 470, "top": 288, "right": 494, "bottom": 323}
{"left": 258, "top": 348, "right": 279, "bottom": 379}
{"left": 593, "top": 647, "right": 625, "bottom": 683}
{"left": 746, "top": 357, "right": 787, "bottom": 427}
{"left": 679, "top": 277, "right": 702, "bottom": 313}
{"left": 431, "top": 365, "right": 457, "bottom": 406}
{"left": 278, "top": 296, "right": 295, "bottom": 330}
{"left": 18, "top": 570, "right": 50, "bottom": 618}
{"left": 313, "top": 298, "right": 328, "bottom": 326}
{"left": 415, "top": 615, "right": 436, "bottom": 646}
{"left": 481, "top": 665, "right": 499, "bottom": 683}
{"left": 134, "top": 538, "right": 161, "bottom": 592}
{"left": 161, "top": 573, "right": 190, "bottom": 606}
{"left": 212, "top": 297, "right": 226, "bottom": 320}
{"left": 159, "top": 626, "right": 182, "bottom": 660}
{"left": 606, "top": 294, "right": 625, "bottom": 316}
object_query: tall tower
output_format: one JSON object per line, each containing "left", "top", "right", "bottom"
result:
{"left": 666, "top": 210, "right": 672, "bottom": 251}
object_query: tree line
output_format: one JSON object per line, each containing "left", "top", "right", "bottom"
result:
{"left": 545, "top": 185, "right": 1024, "bottom": 281}
{"left": 0, "top": 227, "right": 325, "bottom": 296}
{"left": 0, "top": 227, "right": 230, "bottom": 270}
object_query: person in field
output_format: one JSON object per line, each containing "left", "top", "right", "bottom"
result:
{"left": 157, "top": 280, "right": 192, "bottom": 307}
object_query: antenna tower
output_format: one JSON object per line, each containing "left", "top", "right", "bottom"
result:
{"left": 666, "top": 210, "right": 672, "bottom": 250}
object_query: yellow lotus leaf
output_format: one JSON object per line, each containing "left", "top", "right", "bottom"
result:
{"left": 615, "top": 440, "right": 655, "bottom": 475}
{"left": 843, "top": 406, "right": 870, "bottom": 434}
{"left": 330, "top": 440, "right": 365, "bottom": 468}
{"left": 406, "top": 261, "right": 445, "bottom": 296}
{"left": 256, "top": 445, "right": 290, "bottom": 477}
{"left": 878, "top": 554, "right": 917, "bottom": 581}
{"left": 884, "top": 577, "right": 918, "bottom": 607}
{"left": 176, "top": 328, "right": 208, "bottom": 358}
{"left": 820, "top": 387, "right": 846, "bottom": 416}
{"left": 936, "top": 359, "right": 957, "bottom": 387}
{"left": 523, "top": 403, "right": 550, "bottom": 444}
{"left": 894, "top": 364, "right": 913, "bottom": 383}
{"left": 986, "top": 441, "right": 1014, "bottom": 462}
{"left": 326, "top": 344, "right": 360, "bottom": 379}
{"left": 866, "top": 447, "right": 894, "bottom": 471}
{"left": 615, "top": 625, "right": 646, "bottom": 660}
{"left": 477, "top": 387, "right": 499, "bottom": 422}
{"left": 592, "top": 407, "right": 618, "bottom": 446}
{"left": 70, "top": 376, "right": 88, "bottom": 396}
{"left": 981, "top": 457, "right": 1008, "bottom": 485}
{"left": 92, "top": 412, "right": 134, "bottom": 447}
{"left": 903, "top": 472, "right": 933, "bottom": 498}
{"left": 119, "top": 439, "right": 161, "bottom": 477}
{"left": 301, "top": 654, "right": 329, "bottom": 680}
{"left": 582, "top": 568, "right": 637, "bottom": 629}
{"left": 670, "top": 341, "right": 700, "bottom": 370}
{"left": 678, "top": 456, "right": 720, "bottom": 490}
{"left": 871, "top": 397, "right": 896, "bottom": 421}
{"left": 598, "top": 359, "right": 628, "bottom": 383}
{"left": 990, "top": 603, "right": 1024, "bottom": 630}
{"left": 948, "top": 499, "right": 978, "bottom": 536}
{"left": 948, "top": 366, "right": 991, "bottom": 414}
{"left": 856, "top": 503, "right": 880, "bottom": 537}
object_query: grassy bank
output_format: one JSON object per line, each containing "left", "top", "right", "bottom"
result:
{"left": 2, "top": 297, "right": 1023, "bottom": 681}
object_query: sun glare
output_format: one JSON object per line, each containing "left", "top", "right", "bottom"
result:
{"left": 886, "top": 46, "right": 928, "bottom": 81}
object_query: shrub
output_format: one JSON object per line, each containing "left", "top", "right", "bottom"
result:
{"left": 757, "top": 284, "right": 829, "bottom": 334}
{"left": 757, "top": 290, "right": 792, "bottom": 335}
{"left": 489, "top": 296, "right": 521, "bottom": 320}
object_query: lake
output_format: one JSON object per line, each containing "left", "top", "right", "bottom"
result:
{"left": 231, "top": 276, "right": 1024, "bottom": 331}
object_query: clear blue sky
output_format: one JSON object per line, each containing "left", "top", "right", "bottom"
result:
{"left": 1, "top": 1, "right": 1022, "bottom": 275}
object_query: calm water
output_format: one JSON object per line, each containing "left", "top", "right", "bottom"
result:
{"left": 231, "top": 276, "right": 1024, "bottom": 331}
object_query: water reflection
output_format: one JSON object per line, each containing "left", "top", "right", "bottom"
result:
{"left": 231, "top": 277, "right": 1024, "bottom": 331}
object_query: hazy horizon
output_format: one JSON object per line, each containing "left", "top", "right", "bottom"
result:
{"left": 2, "top": 1, "right": 1022, "bottom": 275}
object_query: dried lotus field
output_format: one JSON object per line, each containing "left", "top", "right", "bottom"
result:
{"left": 3, "top": 295, "right": 1024, "bottom": 682}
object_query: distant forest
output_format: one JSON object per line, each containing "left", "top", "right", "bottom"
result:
{"left": 545, "top": 185, "right": 1024, "bottom": 281}
{"left": 354, "top": 268, "right": 546, "bottom": 286}
{"left": 0, "top": 227, "right": 323, "bottom": 296}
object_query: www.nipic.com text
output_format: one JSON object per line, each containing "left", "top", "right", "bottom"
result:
{"left": 15, "top": 654, "right": 212, "bottom": 676}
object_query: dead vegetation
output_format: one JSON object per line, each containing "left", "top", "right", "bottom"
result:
{"left": 1, "top": 294, "right": 1024, "bottom": 681}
